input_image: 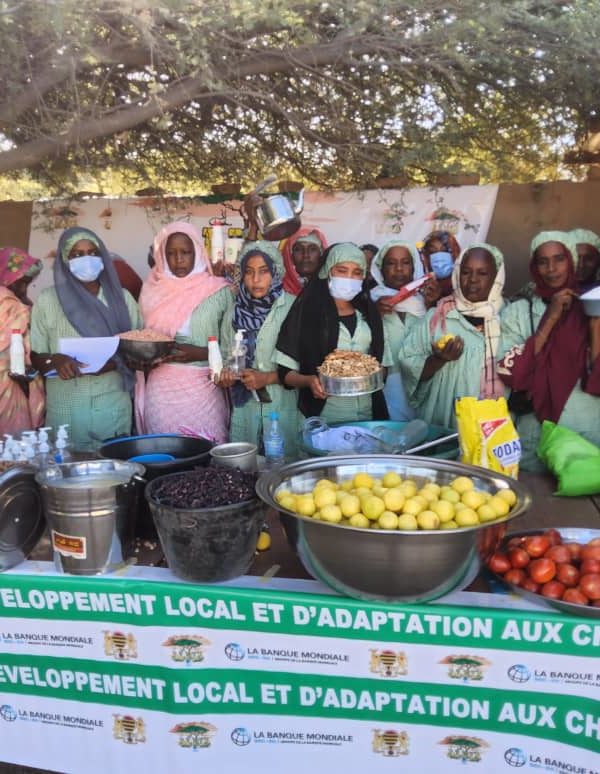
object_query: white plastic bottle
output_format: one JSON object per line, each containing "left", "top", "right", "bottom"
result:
{"left": 264, "top": 411, "right": 285, "bottom": 468}
{"left": 54, "top": 424, "right": 72, "bottom": 463}
{"left": 2, "top": 434, "right": 15, "bottom": 461}
{"left": 9, "top": 329, "right": 25, "bottom": 375}
{"left": 231, "top": 329, "right": 247, "bottom": 376}
{"left": 207, "top": 336, "right": 223, "bottom": 382}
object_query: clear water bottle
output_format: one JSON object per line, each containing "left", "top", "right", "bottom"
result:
{"left": 393, "top": 418, "right": 429, "bottom": 453}
{"left": 264, "top": 411, "right": 285, "bottom": 468}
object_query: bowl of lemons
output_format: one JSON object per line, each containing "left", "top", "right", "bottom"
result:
{"left": 256, "top": 455, "right": 531, "bottom": 603}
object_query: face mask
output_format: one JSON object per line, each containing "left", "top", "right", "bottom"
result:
{"left": 68, "top": 254, "right": 104, "bottom": 282}
{"left": 328, "top": 276, "right": 363, "bottom": 300}
{"left": 429, "top": 251, "right": 454, "bottom": 279}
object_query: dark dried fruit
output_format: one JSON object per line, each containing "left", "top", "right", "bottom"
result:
{"left": 150, "top": 465, "right": 257, "bottom": 509}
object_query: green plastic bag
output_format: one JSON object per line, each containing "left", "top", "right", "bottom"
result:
{"left": 537, "top": 421, "right": 600, "bottom": 496}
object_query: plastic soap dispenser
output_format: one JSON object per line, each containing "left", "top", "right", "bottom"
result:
{"left": 54, "top": 424, "right": 72, "bottom": 463}
{"left": 37, "top": 427, "right": 52, "bottom": 469}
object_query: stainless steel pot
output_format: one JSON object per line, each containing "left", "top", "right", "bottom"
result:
{"left": 254, "top": 181, "right": 304, "bottom": 241}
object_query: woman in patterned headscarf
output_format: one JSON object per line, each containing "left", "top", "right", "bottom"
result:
{"left": 218, "top": 241, "right": 299, "bottom": 458}
{"left": 30, "top": 227, "right": 141, "bottom": 450}
{"left": 498, "top": 231, "right": 600, "bottom": 471}
{"left": 0, "top": 247, "right": 45, "bottom": 434}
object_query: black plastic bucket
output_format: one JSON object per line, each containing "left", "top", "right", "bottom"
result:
{"left": 99, "top": 434, "right": 213, "bottom": 538}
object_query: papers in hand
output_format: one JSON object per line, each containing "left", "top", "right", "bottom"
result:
{"left": 46, "top": 336, "right": 119, "bottom": 377}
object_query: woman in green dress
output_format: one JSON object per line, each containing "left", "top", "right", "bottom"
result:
{"left": 397, "top": 243, "right": 505, "bottom": 429}
{"left": 275, "top": 242, "right": 390, "bottom": 425}
{"left": 30, "top": 227, "right": 140, "bottom": 451}
{"left": 219, "top": 242, "right": 299, "bottom": 459}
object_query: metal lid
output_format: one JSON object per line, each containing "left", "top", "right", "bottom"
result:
{"left": 0, "top": 464, "right": 45, "bottom": 570}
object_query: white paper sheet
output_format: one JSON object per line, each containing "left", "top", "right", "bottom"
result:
{"left": 46, "top": 336, "right": 119, "bottom": 376}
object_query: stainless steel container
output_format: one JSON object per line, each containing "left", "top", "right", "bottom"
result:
{"left": 318, "top": 367, "right": 384, "bottom": 396}
{"left": 36, "top": 460, "right": 145, "bottom": 575}
{"left": 0, "top": 464, "right": 46, "bottom": 571}
{"left": 256, "top": 455, "right": 532, "bottom": 603}
{"left": 210, "top": 442, "right": 258, "bottom": 472}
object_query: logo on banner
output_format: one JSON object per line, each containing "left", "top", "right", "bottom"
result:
{"left": 113, "top": 715, "right": 146, "bottom": 744}
{"left": 507, "top": 664, "right": 531, "bottom": 683}
{"left": 0, "top": 705, "right": 17, "bottom": 722}
{"left": 163, "top": 634, "right": 211, "bottom": 663}
{"left": 504, "top": 747, "right": 527, "bottom": 767}
{"left": 224, "top": 642, "right": 246, "bottom": 661}
{"left": 425, "top": 207, "right": 463, "bottom": 234}
{"left": 170, "top": 721, "right": 217, "bottom": 749}
{"left": 438, "top": 735, "right": 489, "bottom": 763}
{"left": 439, "top": 654, "right": 491, "bottom": 681}
{"left": 369, "top": 649, "right": 408, "bottom": 678}
{"left": 231, "top": 727, "right": 252, "bottom": 746}
{"left": 372, "top": 729, "right": 409, "bottom": 757}
{"left": 103, "top": 631, "right": 138, "bottom": 660}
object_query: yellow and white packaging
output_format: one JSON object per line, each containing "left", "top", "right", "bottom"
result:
{"left": 455, "top": 396, "right": 521, "bottom": 479}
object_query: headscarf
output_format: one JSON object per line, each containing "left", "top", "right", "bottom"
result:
{"left": 139, "top": 222, "right": 228, "bottom": 338}
{"left": 231, "top": 244, "right": 284, "bottom": 407}
{"left": 569, "top": 228, "right": 600, "bottom": 252}
{"left": 0, "top": 247, "right": 42, "bottom": 288}
{"left": 369, "top": 240, "right": 426, "bottom": 318}
{"left": 422, "top": 230, "right": 461, "bottom": 260}
{"left": 430, "top": 243, "right": 505, "bottom": 399}
{"left": 277, "top": 241, "right": 387, "bottom": 419}
{"left": 281, "top": 226, "right": 328, "bottom": 295}
{"left": 525, "top": 231, "right": 588, "bottom": 422}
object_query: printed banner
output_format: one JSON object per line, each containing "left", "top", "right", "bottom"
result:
{"left": 0, "top": 568, "right": 599, "bottom": 773}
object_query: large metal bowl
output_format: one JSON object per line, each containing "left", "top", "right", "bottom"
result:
{"left": 318, "top": 368, "right": 384, "bottom": 397}
{"left": 117, "top": 337, "right": 174, "bottom": 364}
{"left": 580, "top": 288, "right": 600, "bottom": 317}
{"left": 256, "top": 455, "right": 531, "bottom": 603}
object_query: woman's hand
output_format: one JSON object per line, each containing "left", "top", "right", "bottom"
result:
{"left": 376, "top": 297, "right": 395, "bottom": 316}
{"left": 165, "top": 343, "right": 207, "bottom": 363}
{"left": 240, "top": 369, "right": 275, "bottom": 391}
{"left": 52, "top": 354, "right": 86, "bottom": 380}
{"left": 421, "top": 277, "right": 442, "bottom": 308}
{"left": 242, "top": 191, "right": 262, "bottom": 241}
{"left": 306, "top": 374, "right": 327, "bottom": 399}
{"left": 547, "top": 288, "right": 578, "bottom": 321}
{"left": 433, "top": 336, "right": 464, "bottom": 362}
{"left": 217, "top": 368, "right": 237, "bottom": 388}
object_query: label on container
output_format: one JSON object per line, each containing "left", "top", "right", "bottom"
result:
{"left": 51, "top": 530, "right": 87, "bottom": 560}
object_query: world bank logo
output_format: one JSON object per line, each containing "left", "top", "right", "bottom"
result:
{"left": 504, "top": 747, "right": 527, "bottom": 767}
{"left": 507, "top": 664, "right": 531, "bottom": 683}
{"left": 0, "top": 705, "right": 17, "bottom": 722}
{"left": 231, "top": 727, "right": 251, "bottom": 746}
{"left": 224, "top": 643, "right": 245, "bottom": 661}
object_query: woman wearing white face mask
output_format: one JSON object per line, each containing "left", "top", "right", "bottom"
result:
{"left": 276, "top": 242, "right": 391, "bottom": 424}
{"left": 30, "top": 227, "right": 141, "bottom": 450}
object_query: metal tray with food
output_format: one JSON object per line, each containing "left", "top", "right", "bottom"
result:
{"left": 318, "top": 367, "right": 385, "bottom": 396}
{"left": 487, "top": 527, "right": 600, "bottom": 619}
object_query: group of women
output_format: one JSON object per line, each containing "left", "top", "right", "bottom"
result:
{"left": 1, "top": 212, "right": 599, "bottom": 472}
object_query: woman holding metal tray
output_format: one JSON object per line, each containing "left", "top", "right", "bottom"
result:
{"left": 275, "top": 242, "right": 391, "bottom": 424}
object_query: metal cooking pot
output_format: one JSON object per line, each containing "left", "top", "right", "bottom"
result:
{"left": 253, "top": 176, "right": 304, "bottom": 241}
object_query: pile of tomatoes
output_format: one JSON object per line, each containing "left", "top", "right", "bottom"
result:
{"left": 487, "top": 529, "right": 600, "bottom": 607}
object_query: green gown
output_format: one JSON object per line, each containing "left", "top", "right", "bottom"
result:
{"left": 382, "top": 310, "right": 422, "bottom": 420}
{"left": 30, "top": 286, "right": 141, "bottom": 451}
{"left": 221, "top": 292, "right": 300, "bottom": 460}
{"left": 498, "top": 297, "right": 600, "bottom": 472}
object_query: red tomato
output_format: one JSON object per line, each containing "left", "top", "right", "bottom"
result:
{"left": 562, "top": 588, "right": 589, "bottom": 606}
{"left": 579, "top": 573, "right": 600, "bottom": 600}
{"left": 565, "top": 542, "right": 583, "bottom": 561}
{"left": 580, "top": 559, "right": 600, "bottom": 574}
{"left": 541, "top": 580, "right": 566, "bottom": 599}
{"left": 488, "top": 552, "right": 511, "bottom": 574}
{"left": 508, "top": 547, "right": 530, "bottom": 569}
{"left": 528, "top": 557, "right": 556, "bottom": 584}
{"left": 587, "top": 537, "right": 600, "bottom": 546}
{"left": 544, "top": 545, "right": 572, "bottom": 564}
{"left": 581, "top": 545, "right": 600, "bottom": 562}
{"left": 523, "top": 535, "right": 551, "bottom": 558}
{"left": 521, "top": 577, "right": 540, "bottom": 594}
{"left": 504, "top": 568, "right": 527, "bottom": 586}
{"left": 507, "top": 535, "right": 527, "bottom": 549}
{"left": 556, "top": 563, "right": 580, "bottom": 587}
{"left": 544, "top": 528, "right": 562, "bottom": 546}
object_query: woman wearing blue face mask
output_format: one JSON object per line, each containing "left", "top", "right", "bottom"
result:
{"left": 30, "top": 227, "right": 141, "bottom": 450}
{"left": 276, "top": 242, "right": 391, "bottom": 423}
{"left": 420, "top": 230, "right": 461, "bottom": 308}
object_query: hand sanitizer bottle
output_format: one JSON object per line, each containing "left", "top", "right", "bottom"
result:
{"left": 54, "top": 424, "right": 72, "bottom": 463}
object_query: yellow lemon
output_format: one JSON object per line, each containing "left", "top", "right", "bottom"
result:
{"left": 454, "top": 501, "right": 467, "bottom": 512}
{"left": 461, "top": 489, "right": 487, "bottom": 510}
{"left": 417, "top": 510, "right": 440, "bottom": 530}
{"left": 354, "top": 486, "right": 373, "bottom": 498}
{"left": 378, "top": 511, "right": 399, "bottom": 530}
{"left": 348, "top": 513, "right": 370, "bottom": 528}
{"left": 314, "top": 478, "right": 337, "bottom": 490}
{"left": 335, "top": 490, "right": 348, "bottom": 505}
{"left": 397, "top": 512, "right": 418, "bottom": 530}
{"left": 256, "top": 531, "right": 271, "bottom": 551}
{"left": 455, "top": 508, "right": 479, "bottom": 527}
{"left": 383, "top": 488, "right": 405, "bottom": 513}
{"left": 340, "top": 494, "right": 361, "bottom": 518}
{"left": 496, "top": 488, "right": 517, "bottom": 507}
{"left": 435, "top": 333, "right": 455, "bottom": 350}
{"left": 477, "top": 504, "right": 499, "bottom": 523}
{"left": 340, "top": 480, "right": 353, "bottom": 492}
{"left": 313, "top": 487, "right": 337, "bottom": 509}
{"left": 296, "top": 496, "right": 316, "bottom": 517}
{"left": 451, "top": 476, "right": 475, "bottom": 494}
{"left": 279, "top": 494, "right": 297, "bottom": 511}
{"left": 353, "top": 472, "right": 374, "bottom": 489}
{"left": 320, "top": 504, "right": 343, "bottom": 523}
{"left": 418, "top": 487, "right": 438, "bottom": 504}
{"left": 399, "top": 481, "right": 418, "bottom": 498}
{"left": 402, "top": 497, "right": 426, "bottom": 516}
{"left": 488, "top": 495, "right": 510, "bottom": 517}
{"left": 440, "top": 520, "right": 458, "bottom": 530}
{"left": 382, "top": 471, "right": 402, "bottom": 488}
{"left": 423, "top": 482, "right": 441, "bottom": 497}
{"left": 440, "top": 488, "right": 460, "bottom": 504}
{"left": 362, "top": 495, "right": 386, "bottom": 521}
{"left": 431, "top": 499, "right": 455, "bottom": 523}
{"left": 372, "top": 485, "right": 388, "bottom": 498}
{"left": 275, "top": 489, "right": 292, "bottom": 504}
